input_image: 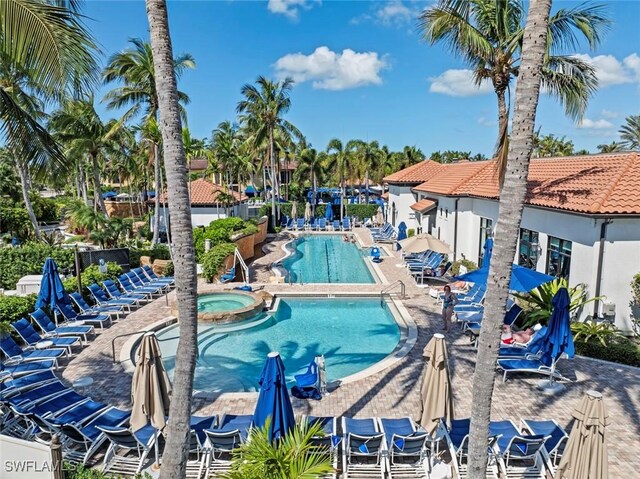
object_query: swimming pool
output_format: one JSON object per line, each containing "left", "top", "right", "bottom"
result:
{"left": 280, "top": 235, "right": 376, "bottom": 283}
{"left": 155, "top": 297, "right": 401, "bottom": 392}
{"left": 197, "top": 293, "right": 256, "bottom": 313}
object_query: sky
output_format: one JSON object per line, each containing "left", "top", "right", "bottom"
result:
{"left": 84, "top": 0, "right": 640, "bottom": 157}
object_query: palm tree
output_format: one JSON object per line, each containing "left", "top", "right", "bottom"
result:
{"left": 144, "top": 2, "right": 198, "bottom": 478}
{"left": 597, "top": 141, "right": 624, "bottom": 153}
{"left": 49, "top": 98, "right": 124, "bottom": 215}
{"left": 295, "top": 147, "right": 325, "bottom": 215}
{"left": 0, "top": 1, "right": 98, "bottom": 239}
{"left": 532, "top": 131, "right": 574, "bottom": 157}
{"left": 351, "top": 140, "right": 381, "bottom": 203}
{"left": 419, "top": 0, "right": 609, "bottom": 184}
{"left": 237, "top": 76, "right": 301, "bottom": 221}
{"left": 103, "top": 37, "right": 195, "bottom": 243}
{"left": 400, "top": 145, "right": 425, "bottom": 169}
{"left": 467, "top": 1, "right": 552, "bottom": 477}
{"left": 326, "top": 138, "right": 352, "bottom": 220}
{"left": 619, "top": 115, "right": 640, "bottom": 150}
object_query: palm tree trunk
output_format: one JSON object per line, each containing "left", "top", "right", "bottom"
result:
{"left": 496, "top": 87, "right": 509, "bottom": 141}
{"left": 340, "top": 170, "right": 345, "bottom": 221}
{"left": 311, "top": 171, "right": 316, "bottom": 216}
{"left": 91, "top": 153, "right": 108, "bottom": 216}
{"left": 145, "top": 2, "right": 198, "bottom": 478}
{"left": 17, "top": 161, "right": 41, "bottom": 240}
{"left": 467, "top": 1, "right": 552, "bottom": 478}
{"left": 269, "top": 129, "right": 277, "bottom": 221}
{"left": 365, "top": 169, "right": 369, "bottom": 204}
{"left": 79, "top": 164, "right": 89, "bottom": 205}
{"left": 152, "top": 143, "right": 161, "bottom": 243}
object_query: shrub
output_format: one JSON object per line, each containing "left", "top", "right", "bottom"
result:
{"left": 29, "top": 194, "right": 59, "bottom": 223}
{"left": 201, "top": 243, "right": 236, "bottom": 282}
{"left": 65, "top": 462, "right": 152, "bottom": 479}
{"left": 575, "top": 336, "right": 640, "bottom": 367}
{"left": 194, "top": 218, "right": 257, "bottom": 262}
{"left": 450, "top": 259, "right": 477, "bottom": 276}
{"left": 62, "top": 262, "right": 122, "bottom": 294}
{"left": 0, "top": 205, "right": 31, "bottom": 237}
{"left": 345, "top": 204, "right": 378, "bottom": 220}
{"left": 570, "top": 319, "right": 622, "bottom": 346}
{"left": 407, "top": 228, "right": 415, "bottom": 238}
{"left": 0, "top": 243, "right": 75, "bottom": 290}
{"left": 0, "top": 294, "right": 36, "bottom": 323}
{"left": 631, "top": 272, "right": 640, "bottom": 305}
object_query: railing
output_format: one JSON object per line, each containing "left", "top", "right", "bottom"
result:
{"left": 111, "top": 330, "right": 151, "bottom": 363}
{"left": 380, "top": 280, "right": 406, "bottom": 305}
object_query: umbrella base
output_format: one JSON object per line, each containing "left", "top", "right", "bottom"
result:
{"left": 537, "top": 379, "right": 566, "bottom": 395}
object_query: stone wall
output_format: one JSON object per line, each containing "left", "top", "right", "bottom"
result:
{"left": 105, "top": 201, "right": 145, "bottom": 218}
{"left": 233, "top": 232, "right": 255, "bottom": 260}
{"left": 255, "top": 216, "right": 268, "bottom": 244}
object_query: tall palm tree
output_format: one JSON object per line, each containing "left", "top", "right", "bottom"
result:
{"left": 237, "top": 76, "right": 301, "bottom": 221}
{"left": 0, "top": 1, "right": 98, "bottom": 238}
{"left": 419, "top": 0, "right": 609, "bottom": 184}
{"left": 103, "top": 37, "right": 195, "bottom": 243}
{"left": 619, "top": 115, "right": 640, "bottom": 150}
{"left": 596, "top": 141, "right": 624, "bottom": 153}
{"left": 326, "top": 138, "right": 352, "bottom": 220}
{"left": 467, "top": 1, "right": 552, "bottom": 477}
{"left": 145, "top": 1, "right": 198, "bottom": 478}
{"left": 49, "top": 98, "right": 124, "bottom": 215}
{"left": 295, "top": 147, "right": 325, "bottom": 215}
{"left": 532, "top": 131, "right": 574, "bottom": 157}
{"left": 136, "top": 118, "right": 164, "bottom": 242}
{"left": 351, "top": 140, "right": 381, "bottom": 203}
{"left": 400, "top": 145, "right": 425, "bottom": 168}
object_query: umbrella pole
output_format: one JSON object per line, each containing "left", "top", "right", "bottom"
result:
{"left": 537, "top": 358, "right": 565, "bottom": 394}
{"left": 153, "top": 429, "right": 160, "bottom": 470}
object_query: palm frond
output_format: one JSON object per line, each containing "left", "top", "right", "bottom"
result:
{"left": 542, "top": 55, "right": 597, "bottom": 120}
{"left": 548, "top": 2, "right": 611, "bottom": 53}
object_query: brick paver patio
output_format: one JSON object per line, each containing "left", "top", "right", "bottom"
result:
{"left": 61, "top": 228, "right": 640, "bottom": 476}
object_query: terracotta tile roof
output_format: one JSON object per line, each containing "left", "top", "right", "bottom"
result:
{"left": 159, "top": 179, "right": 248, "bottom": 205}
{"left": 188, "top": 158, "right": 209, "bottom": 171}
{"left": 413, "top": 152, "right": 640, "bottom": 215}
{"left": 413, "top": 160, "right": 493, "bottom": 195}
{"left": 410, "top": 198, "right": 437, "bottom": 213}
{"left": 383, "top": 160, "right": 444, "bottom": 184}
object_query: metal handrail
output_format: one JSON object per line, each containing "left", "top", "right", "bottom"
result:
{"left": 111, "top": 330, "right": 151, "bottom": 363}
{"left": 380, "top": 280, "right": 406, "bottom": 305}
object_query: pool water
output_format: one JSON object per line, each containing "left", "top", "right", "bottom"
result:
{"left": 197, "top": 293, "right": 255, "bottom": 313}
{"left": 281, "top": 235, "right": 376, "bottom": 283}
{"left": 156, "top": 298, "right": 400, "bottom": 392}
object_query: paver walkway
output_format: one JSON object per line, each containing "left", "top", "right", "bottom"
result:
{"left": 62, "top": 228, "right": 640, "bottom": 476}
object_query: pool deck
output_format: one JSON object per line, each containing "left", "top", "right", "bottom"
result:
{"left": 61, "top": 227, "right": 640, "bottom": 476}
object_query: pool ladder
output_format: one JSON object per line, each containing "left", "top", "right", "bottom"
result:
{"left": 288, "top": 272, "right": 303, "bottom": 286}
{"left": 380, "top": 280, "right": 406, "bottom": 306}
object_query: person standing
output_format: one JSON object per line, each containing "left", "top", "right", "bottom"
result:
{"left": 442, "top": 285, "right": 458, "bottom": 332}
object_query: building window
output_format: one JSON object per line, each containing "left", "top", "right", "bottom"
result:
{"left": 518, "top": 229, "right": 539, "bottom": 269}
{"left": 478, "top": 217, "right": 493, "bottom": 267}
{"left": 546, "top": 236, "right": 572, "bottom": 279}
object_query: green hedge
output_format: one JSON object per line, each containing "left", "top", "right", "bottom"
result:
{"left": 62, "top": 263, "right": 123, "bottom": 294}
{"left": 0, "top": 205, "right": 31, "bottom": 237}
{"left": 0, "top": 243, "right": 75, "bottom": 290}
{"left": 194, "top": 218, "right": 258, "bottom": 262}
{"left": 575, "top": 337, "right": 640, "bottom": 367}
{"left": 450, "top": 259, "right": 478, "bottom": 276}
{"left": 129, "top": 244, "right": 171, "bottom": 267}
{"left": 29, "top": 194, "right": 59, "bottom": 223}
{"left": 0, "top": 294, "right": 36, "bottom": 323}
{"left": 202, "top": 243, "right": 236, "bottom": 282}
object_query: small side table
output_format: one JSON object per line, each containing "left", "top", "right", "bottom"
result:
{"left": 72, "top": 376, "right": 94, "bottom": 394}
{"left": 35, "top": 340, "right": 54, "bottom": 350}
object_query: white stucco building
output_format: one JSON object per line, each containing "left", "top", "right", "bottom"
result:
{"left": 157, "top": 178, "right": 248, "bottom": 230}
{"left": 385, "top": 152, "right": 640, "bottom": 333}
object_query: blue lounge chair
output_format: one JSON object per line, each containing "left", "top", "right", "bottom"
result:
{"left": 342, "top": 217, "right": 352, "bottom": 231}
{"left": 441, "top": 418, "right": 500, "bottom": 478}
{"left": 60, "top": 406, "right": 131, "bottom": 465}
{"left": 124, "top": 272, "right": 164, "bottom": 295}
{"left": 213, "top": 413, "right": 253, "bottom": 441}
{"left": 301, "top": 416, "right": 338, "bottom": 478}
{"left": 342, "top": 417, "right": 385, "bottom": 478}
{"left": 1, "top": 370, "right": 58, "bottom": 398}
{"left": 103, "top": 279, "right": 147, "bottom": 305}
{"left": 11, "top": 318, "right": 79, "bottom": 357}
{"left": 201, "top": 414, "right": 253, "bottom": 477}
{"left": 309, "top": 218, "right": 317, "bottom": 230}
{"left": 520, "top": 419, "right": 568, "bottom": 470}
{"left": 296, "top": 218, "right": 305, "bottom": 230}
{"left": 56, "top": 303, "right": 112, "bottom": 331}
{"left": 131, "top": 268, "right": 171, "bottom": 292}
{"left": 498, "top": 327, "right": 548, "bottom": 358}
{"left": 141, "top": 265, "right": 174, "bottom": 285}
{"left": 317, "top": 218, "right": 327, "bottom": 231}
{"left": 280, "top": 215, "right": 289, "bottom": 229}
{"left": 69, "top": 292, "right": 124, "bottom": 318}
{"left": 0, "top": 336, "right": 65, "bottom": 368}
{"left": 0, "top": 360, "right": 56, "bottom": 379}
{"left": 490, "top": 420, "right": 548, "bottom": 477}
{"left": 332, "top": 220, "right": 340, "bottom": 231}
{"left": 463, "top": 302, "right": 521, "bottom": 332}
{"left": 5, "top": 380, "right": 69, "bottom": 408}
{"left": 88, "top": 283, "right": 137, "bottom": 309}
{"left": 497, "top": 355, "right": 566, "bottom": 383}
{"left": 378, "top": 417, "right": 430, "bottom": 477}
{"left": 30, "top": 308, "right": 95, "bottom": 343}
{"left": 187, "top": 415, "right": 218, "bottom": 458}
{"left": 98, "top": 423, "right": 158, "bottom": 474}
{"left": 116, "top": 275, "right": 155, "bottom": 300}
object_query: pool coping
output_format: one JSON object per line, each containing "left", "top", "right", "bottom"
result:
{"left": 119, "top": 292, "right": 417, "bottom": 400}
{"left": 271, "top": 232, "right": 388, "bottom": 285}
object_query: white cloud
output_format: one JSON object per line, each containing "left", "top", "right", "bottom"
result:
{"left": 351, "top": 1, "right": 420, "bottom": 28}
{"left": 273, "top": 46, "right": 388, "bottom": 90}
{"left": 267, "top": 0, "right": 318, "bottom": 20}
{"left": 577, "top": 118, "right": 614, "bottom": 129}
{"left": 600, "top": 109, "right": 618, "bottom": 119}
{"left": 573, "top": 53, "right": 640, "bottom": 87}
{"left": 477, "top": 117, "right": 497, "bottom": 127}
{"left": 428, "top": 69, "right": 492, "bottom": 97}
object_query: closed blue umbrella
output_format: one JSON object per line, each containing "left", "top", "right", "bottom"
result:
{"left": 253, "top": 352, "right": 295, "bottom": 442}
{"left": 325, "top": 204, "right": 334, "bottom": 221}
{"left": 397, "top": 221, "right": 408, "bottom": 241}
{"left": 539, "top": 287, "right": 575, "bottom": 367}
{"left": 456, "top": 263, "right": 554, "bottom": 293}
{"left": 35, "top": 258, "right": 70, "bottom": 310}
{"left": 482, "top": 237, "right": 494, "bottom": 268}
